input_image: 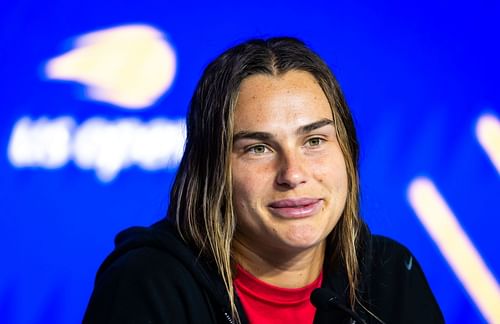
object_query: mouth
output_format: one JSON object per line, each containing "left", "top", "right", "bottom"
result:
{"left": 268, "top": 198, "right": 323, "bottom": 219}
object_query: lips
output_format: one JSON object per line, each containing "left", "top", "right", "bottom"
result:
{"left": 268, "top": 198, "right": 323, "bottom": 218}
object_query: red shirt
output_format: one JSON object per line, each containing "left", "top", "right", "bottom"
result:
{"left": 234, "top": 264, "right": 323, "bottom": 324}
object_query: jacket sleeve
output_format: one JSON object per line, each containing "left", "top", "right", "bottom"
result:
{"left": 83, "top": 247, "right": 213, "bottom": 324}
{"left": 368, "top": 236, "right": 444, "bottom": 324}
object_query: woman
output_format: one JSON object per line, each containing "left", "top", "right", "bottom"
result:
{"left": 84, "top": 37, "right": 444, "bottom": 323}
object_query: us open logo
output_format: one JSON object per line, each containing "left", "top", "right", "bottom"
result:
{"left": 7, "top": 24, "right": 185, "bottom": 182}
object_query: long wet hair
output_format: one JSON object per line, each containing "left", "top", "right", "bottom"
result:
{"left": 168, "top": 37, "right": 366, "bottom": 320}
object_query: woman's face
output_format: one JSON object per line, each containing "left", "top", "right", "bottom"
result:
{"left": 231, "top": 70, "right": 348, "bottom": 256}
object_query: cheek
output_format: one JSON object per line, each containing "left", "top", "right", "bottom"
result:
{"left": 314, "top": 163, "right": 348, "bottom": 188}
{"left": 232, "top": 163, "right": 274, "bottom": 200}
{"left": 313, "top": 157, "right": 349, "bottom": 208}
{"left": 231, "top": 172, "right": 262, "bottom": 215}
{"left": 232, "top": 181, "right": 249, "bottom": 211}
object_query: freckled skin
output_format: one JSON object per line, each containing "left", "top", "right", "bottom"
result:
{"left": 231, "top": 71, "right": 348, "bottom": 279}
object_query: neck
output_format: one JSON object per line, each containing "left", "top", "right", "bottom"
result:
{"left": 232, "top": 236, "right": 325, "bottom": 288}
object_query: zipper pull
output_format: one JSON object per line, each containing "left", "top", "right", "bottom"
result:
{"left": 224, "top": 312, "right": 234, "bottom": 324}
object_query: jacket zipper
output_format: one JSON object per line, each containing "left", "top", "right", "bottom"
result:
{"left": 224, "top": 312, "right": 234, "bottom": 324}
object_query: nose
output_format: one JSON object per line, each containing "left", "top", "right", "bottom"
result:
{"left": 276, "top": 150, "right": 308, "bottom": 189}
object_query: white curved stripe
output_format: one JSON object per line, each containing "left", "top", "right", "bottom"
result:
{"left": 476, "top": 114, "right": 500, "bottom": 174}
{"left": 408, "top": 177, "right": 500, "bottom": 324}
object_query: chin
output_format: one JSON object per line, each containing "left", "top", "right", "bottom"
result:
{"left": 281, "top": 227, "right": 327, "bottom": 250}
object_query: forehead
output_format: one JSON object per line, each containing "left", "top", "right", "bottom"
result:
{"left": 233, "top": 71, "right": 333, "bottom": 130}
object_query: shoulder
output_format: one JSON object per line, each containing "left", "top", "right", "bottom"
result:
{"left": 367, "top": 234, "right": 429, "bottom": 289}
{"left": 92, "top": 220, "right": 208, "bottom": 292}
{"left": 364, "top": 235, "right": 444, "bottom": 323}
{"left": 84, "top": 243, "right": 216, "bottom": 323}
{"left": 370, "top": 235, "right": 415, "bottom": 268}
{"left": 97, "top": 245, "right": 193, "bottom": 288}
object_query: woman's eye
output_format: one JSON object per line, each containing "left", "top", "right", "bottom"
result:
{"left": 248, "top": 145, "right": 269, "bottom": 154}
{"left": 307, "top": 137, "right": 324, "bottom": 146}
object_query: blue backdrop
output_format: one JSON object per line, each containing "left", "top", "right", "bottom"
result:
{"left": 1, "top": 1, "right": 499, "bottom": 323}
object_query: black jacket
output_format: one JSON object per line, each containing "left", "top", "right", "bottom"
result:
{"left": 84, "top": 220, "right": 444, "bottom": 324}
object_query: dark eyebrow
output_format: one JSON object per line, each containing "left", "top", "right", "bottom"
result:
{"left": 233, "top": 118, "right": 334, "bottom": 143}
{"left": 233, "top": 131, "right": 273, "bottom": 142}
{"left": 297, "top": 118, "right": 334, "bottom": 134}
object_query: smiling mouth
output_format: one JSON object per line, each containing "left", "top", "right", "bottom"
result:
{"left": 268, "top": 198, "right": 323, "bottom": 219}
